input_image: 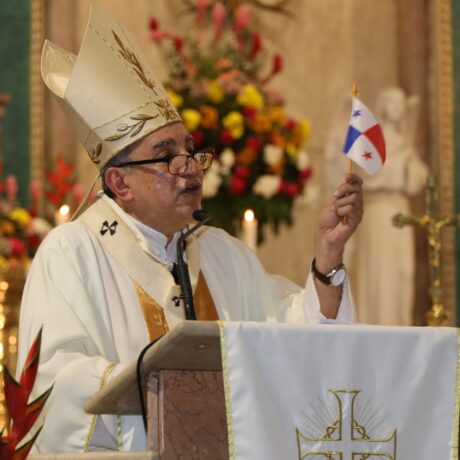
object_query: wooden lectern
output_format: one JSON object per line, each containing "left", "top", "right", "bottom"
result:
{"left": 85, "top": 321, "right": 228, "bottom": 459}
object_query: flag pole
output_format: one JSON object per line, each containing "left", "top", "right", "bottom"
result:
{"left": 343, "top": 82, "right": 358, "bottom": 225}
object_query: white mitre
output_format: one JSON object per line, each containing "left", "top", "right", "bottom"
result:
{"left": 41, "top": 6, "right": 181, "bottom": 169}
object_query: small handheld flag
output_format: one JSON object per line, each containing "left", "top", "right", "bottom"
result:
{"left": 343, "top": 97, "right": 386, "bottom": 175}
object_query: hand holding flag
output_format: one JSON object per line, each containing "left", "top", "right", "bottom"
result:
{"left": 343, "top": 96, "right": 386, "bottom": 175}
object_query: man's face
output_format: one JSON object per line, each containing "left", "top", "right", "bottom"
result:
{"left": 118, "top": 121, "right": 203, "bottom": 237}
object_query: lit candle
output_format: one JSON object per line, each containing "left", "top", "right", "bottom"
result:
{"left": 54, "top": 204, "right": 70, "bottom": 226}
{"left": 241, "top": 209, "right": 257, "bottom": 251}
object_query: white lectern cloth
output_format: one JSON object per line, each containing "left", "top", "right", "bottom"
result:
{"left": 219, "top": 322, "right": 459, "bottom": 460}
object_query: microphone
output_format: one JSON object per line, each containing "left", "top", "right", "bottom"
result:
{"left": 176, "top": 210, "right": 211, "bottom": 320}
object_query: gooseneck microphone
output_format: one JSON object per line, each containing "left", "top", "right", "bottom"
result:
{"left": 176, "top": 209, "right": 211, "bottom": 320}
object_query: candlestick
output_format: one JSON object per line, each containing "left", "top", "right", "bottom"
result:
{"left": 241, "top": 209, "right": 257, "bottom": 251}
{"left": 54, "top": 204, "right": 70, "bottom": 226}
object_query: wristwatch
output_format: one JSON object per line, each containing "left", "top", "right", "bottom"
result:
{"left": 311, "top": 258, "right": 346, "bottom": 287}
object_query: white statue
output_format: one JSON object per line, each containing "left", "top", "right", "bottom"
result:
{"left": 353, "top": 86, "right": 429, "bottom": 325}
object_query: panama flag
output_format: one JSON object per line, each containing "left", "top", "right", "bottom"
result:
{"left": 343, "top": 97, "right": 386, "bottom": 175}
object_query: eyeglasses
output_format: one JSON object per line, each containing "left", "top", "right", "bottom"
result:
{"left": 115, "top": 148, "right": 214, "bottom": 175}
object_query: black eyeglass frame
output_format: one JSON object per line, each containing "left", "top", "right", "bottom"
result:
{"left": 114, "top": 148, "right": 215, "bottom": 175}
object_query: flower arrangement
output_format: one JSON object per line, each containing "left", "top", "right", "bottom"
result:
{"left": 0, "top": 157, "right": 79, "bottom": 270}
{"left": 149, "top": 0, "right": 312, "bottom": 240}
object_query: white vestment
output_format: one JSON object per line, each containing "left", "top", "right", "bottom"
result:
{"left": 17, "top": 195, "right": 354, "bottom": 453}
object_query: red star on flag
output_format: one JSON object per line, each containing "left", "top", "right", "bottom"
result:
{"left": 362, "top": 151, "right": 373, "bottom": 160}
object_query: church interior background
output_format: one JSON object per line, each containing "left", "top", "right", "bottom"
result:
{"left": 0, "top": 0, "right": 459, "bottom": 426}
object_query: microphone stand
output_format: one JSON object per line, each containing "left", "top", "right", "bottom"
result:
{"left": 176, "top": 210, "right": 210, "bottom": 320}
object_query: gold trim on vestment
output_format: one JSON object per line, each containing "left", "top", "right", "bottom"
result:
{"left": 218, "top": 321, "right": 235, "bottom": 460}
{"left": 29, "top": 0, "right": 45, "bottom": 212}
{"left": 135, "top": 283, "right": 169, "bottom": 342}
{"left": 135, "top": 272, "right": 219, "bottom": 341}
{"left": 84, "top": 363, "right": 116, "bottom": 452}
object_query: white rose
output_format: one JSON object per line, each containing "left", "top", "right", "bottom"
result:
{"left": 263, "top": 144, "right": 283, "bottom": 166}
{"left": 202, "top": 165, "right": 222, "bottom": 198}
{"left": 296, "top": 150, "right": 311, "bottom": 170}
{"left": 219, "top": 148, "right": 235, "bottom": 175}
{"left": 253, "top": 175, "right": 281, "bottom": 199}
{"left": 27, "top": 217, "right": 53, "bottom": 237}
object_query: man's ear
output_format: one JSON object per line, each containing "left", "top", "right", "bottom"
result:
{"left": 104, "top": 168, "right": 133, "bottom": 202}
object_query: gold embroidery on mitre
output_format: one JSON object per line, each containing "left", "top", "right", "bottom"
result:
{"left": 88, "top": 142, "right": 102, "bottom": 164}
{"left": 112, "top": 30, "right": 158, "bottom": 95}
{"left": 104, "top": 114, "right": 159, "bottom": 142}
{"left": 155, "top": 99, "right": 180, "bottom": 121}
{"left": 135, "top": 283, "right": 169, "bottom": 342}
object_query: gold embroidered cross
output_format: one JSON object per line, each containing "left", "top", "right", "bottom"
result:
{"left": 296, "top": 390, "right": 397, "bottom": 460}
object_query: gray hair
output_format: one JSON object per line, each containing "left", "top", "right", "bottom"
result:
{"left": 101, "top": 145, "right": 134, "bottom": 198}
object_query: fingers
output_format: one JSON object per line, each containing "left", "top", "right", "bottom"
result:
{"left": 333, "top": 174, "right": 363, "bottom": 220}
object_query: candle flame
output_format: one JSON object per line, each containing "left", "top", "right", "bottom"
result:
{"left": 244, "top": 209, "right": 255, "bottom": 222}
{"left": 59, "top": 204, "right": 70, "bottom": 216}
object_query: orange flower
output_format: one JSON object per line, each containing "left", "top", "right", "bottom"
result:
{"left": 268, "top": 106, "right": 286, "bottom": 124}
{"left": 249, "top": 113, "right": 271, "bottom": 133}
{"left": 235, "top": 146, "right": 258, "bottom": 166}
{"left": 269, "top": 131, "right": 286, "bottom": 149}
{"left": 267, "top": 157, "right": 285, "bottom": 175}
{"left": 200, "top": 105, "right": 219, "bottom": 129}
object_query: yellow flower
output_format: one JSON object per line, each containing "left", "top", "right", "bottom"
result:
{"left": 181, "top": 109, "right": 202, "bottom": 132}
{"left": 286, "top": 143, "right": 298, "bottom": 157}
{"left": 9, "top": 207, "right": 31, "bottom": 227}
{"left": 237, "top": 84, "right": 264, "bottom": 109}
{"left": 297, "top": 118, "right": 312, "bottom": 142}
{"left": 166, "top": 89, "right": 183, "bottom": 108}
{"left": 268, "top": 106, "right": 286, "bottom": 123}
{"left": 207, "top": 80, "right": 224, "bottom": 103}
{"left": 223, "top": 111, "right": 244, "bottom": 139}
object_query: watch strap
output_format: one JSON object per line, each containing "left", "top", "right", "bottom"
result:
{"left": 311, "top": 258, "right": 344, "bottom": 286}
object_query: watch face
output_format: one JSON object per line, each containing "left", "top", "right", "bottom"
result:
{"left": 331, "top": 268, "right": 346, "bottom": 287}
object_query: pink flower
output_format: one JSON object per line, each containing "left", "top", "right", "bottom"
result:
{"left": 8, "top": 236, "right": 26, "bottom": 257}
{"left": 279, "top": 181, "right": 299, "bottom": 198}
{"left": 196, "top": 0, "right": 208, "bottom": 24}
{"left": 229, "top": 176, "right": 247, "bottom": 195}
{"left": 150, "top": 30, "right": 169, "bottom": 42}
{"left": 234, "top": 4, "right": 251, "bottom": 34}
{"left": 212, "top": 2, "right": 226, "bottom": 41}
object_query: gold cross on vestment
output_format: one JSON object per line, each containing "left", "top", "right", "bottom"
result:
{"left": 393, "top": 175, "right": 460, "bottom": 326}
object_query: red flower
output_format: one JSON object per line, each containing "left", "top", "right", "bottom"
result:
{"left": 149, "top": 17, "right": 159, "bottom": 30}
{"left": 192, "top": 131, "right": 204, "bottom": 147}
{"left": 286, "top": 118, "right": 298, "bottom": 131}
{"left": 234, "top": 166, "right": 251, "bottom": 179}
{"left": 173, "top": 36, "right": 184, "bottom": 52}
{"left": 299, "top": 167, "right": 313, "bottom": 181}
{"left": 279, "top": 181, "right": 299, "bottom": 198}
{"left": 243, "top": 107, "right": 257, "bottom": 120}
{"left": 272, "top": 54, "right": 283, "bottom": 75}
{"left": 246, "top": 136, "right": 262, "bottom": 152}
{"left": 219, "top": 129, "right": 234, "bottom": 145}
{"left": 250, "top": 32, "right": 263, "bottom": 58}
{"left": 229, "top": 176, "right": 247, "bottom": 195}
